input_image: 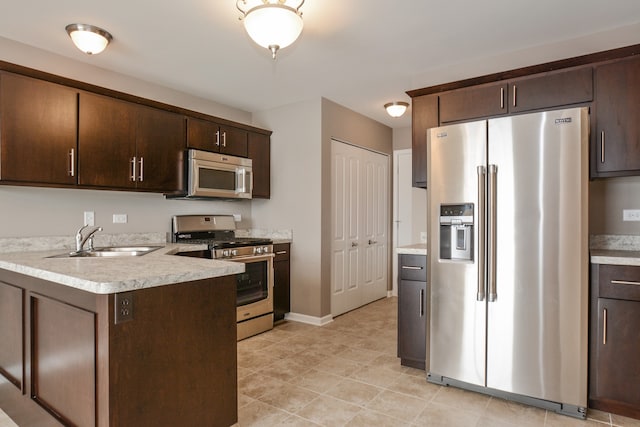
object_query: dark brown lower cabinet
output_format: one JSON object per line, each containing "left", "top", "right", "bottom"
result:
{"left": 0, "top": 269, "right": 237, "bottom": 427}
{"left": 397, "top": 254, "right": 427, "bottom": 370}
{"left": 590, "top": 263, "right": 640, "bottom": 420}
{"left": 273, "top": 243, "right": 291, "bottom": 322}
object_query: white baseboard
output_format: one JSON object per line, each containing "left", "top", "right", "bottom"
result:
{"left": 285, "top": 312, "right": 334, "bottom": 326}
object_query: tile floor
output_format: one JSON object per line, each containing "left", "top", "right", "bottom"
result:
{"left": 1, "top": 296, "right": 638, "bottom": 426}
{"left": 236, "top": 297, "right": 640, "bottom": 427}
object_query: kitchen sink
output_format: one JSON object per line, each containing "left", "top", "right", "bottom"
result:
{"left": 49, "top": 245, "right": 163, "bottom": 258}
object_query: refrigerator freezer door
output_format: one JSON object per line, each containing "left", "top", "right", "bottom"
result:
{"left": 427, "top": 120, "right": 487, "bottom": 387}
{"left": 486, "top": 108, "right": 589, "bottom": 407}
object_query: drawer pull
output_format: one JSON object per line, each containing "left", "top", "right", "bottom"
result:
{"left": 401, "top": 266, "right": 423, "bottom": 270}
{"left": 275, "top": 251, "right": 287, "bottom": 255}
{"left": 611, "top": 280, "right": 640, "bottom": 286}
{"left": 603, "top": 308, "right": 607, "bottom": 345}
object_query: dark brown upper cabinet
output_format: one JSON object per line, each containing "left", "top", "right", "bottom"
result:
{"left": 187, "top": 117, "right": 248, "bottom": 158}
{"left": 0, "top": 72, "right": 78, "bottom": 185}
{"left": 78, "top": 92, "right": 185, "bottom": 192}
{"left": 508, "top": 67, "right": 593, "bottom": 114}
{"left": 439, "top": 81, "right": 508, "bottom": 124}
{"left": 411, "top": 94, "right": 438, "bottom": 188}
{"left": 248, "top": 132, "right": 270, "bottom": 199}
{"left": 593, "top": 56, "right": 640, "bottom": 177}
{"left": 439, "top": 67, "right": 593, "bottom": 125}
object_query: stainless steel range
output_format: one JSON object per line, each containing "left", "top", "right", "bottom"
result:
{"left": 172, "top": 215, "right": 274, "bottom": 340}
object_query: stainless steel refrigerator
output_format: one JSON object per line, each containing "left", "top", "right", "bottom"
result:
{"left": 426, "top": 107, "right": 589, "bottom": 418}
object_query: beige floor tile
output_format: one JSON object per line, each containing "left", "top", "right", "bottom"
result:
{"left": 237, "top": 400, "right": 291, "bottom": 427}
{"left": 238, "top": 393, "right": 256, "bottom": 409}
{"left": 258, "top": 358, "right": 313, "bottom": 382}
{"left": 238, "top": 372, "right": 287, "bottom": 399}
{"left": 296, "top": 395, "right": 362, "bottom": 426}
{"left": 588, "top": 408, "right": 611, "bottom": 424}
{"left": 431, "top": 385, "right": 492, "bottom": 413}
{"left": 326, "top": 378, "right": 384, "bottom": 406}
{"left": 289, "top": 369, "right": 345, "bottom": 393}
{"left": 481, "top": 397, "right": 547, "bottom": 427}
{"left": 415, "top": 402, "right": 481, "bottom": 427}
{"left": 346, "top": 409, "right": 412, "bottom": 427}
{"left": 349, "top": 364, "right": 402, "bottom": 388}
{"left": 545, "top": 411, "right": 607, "bottom": 426}
{"left": 281, "top": 414, "right": 324, "bottom": 426}
{"left": 257, "top": 383, "right": 320, "bottom": 413}
{"left": 315, "top": 356, "right": 364, "bottom": 377}
{"left": 364, "top": 389, "right": 429, "bottom": 422}
{"left": 237, "top": 349, "right": 280, "bottom": 370}
{"left": 387, "top": 373, "right": 440, "bottom": 402}
{"left": 612, "top": 413, "right": 640, "bottom": 427}
{"left": 335, "top": 347, "right": 381, "bottom": 364}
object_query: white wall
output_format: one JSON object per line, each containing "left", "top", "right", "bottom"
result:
{"left": 0, "top": 37, "right": 257, "bottom": 239}
{"left": 392, "top": 126, "right": 427, "bottom": 244}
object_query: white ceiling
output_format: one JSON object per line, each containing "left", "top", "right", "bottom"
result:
{"left": 1, "top": 1, "right": 640, "bottom": 129}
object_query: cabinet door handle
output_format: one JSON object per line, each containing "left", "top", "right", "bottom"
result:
{"left": 603, "top": 308, "right": 607, "bottom": 345}
{"left": 420, "top": 289, "right": 425, "bottom": 317}
{"left": 68, "top": 148, "right": 75, "bottom": 177}
{"left": 500, "top": 88, "right": 504, "bottom": 109}
{"left": 138, "top": 157, "right": 144, "bottom": 182}
{"left": 130, "top": 157, "right": 137, "bottom": 181}
{"left": 600, "top": 131, "right": 605, "bottom": 163}
{"left": 512, "top": 85, "right": 517, "bottom": 107}
{"left": 401, "top": 265, "right": 423, "bottom": 270}
{"left": 215, "top": 130, "right": 220, "bottom": 147}
{"left": 611, "top": 279, "right": 640, "bottom": 286}
{"left": 222, "top": 131, "right": 227, "bottom": 148}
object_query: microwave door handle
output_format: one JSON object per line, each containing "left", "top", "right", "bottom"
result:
{"left": 237, "top": 168, "right": 246, "bottom": 194}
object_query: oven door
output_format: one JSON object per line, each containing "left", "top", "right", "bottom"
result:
{"left": 235, "top": 253, "right": 274, "bottom": 323}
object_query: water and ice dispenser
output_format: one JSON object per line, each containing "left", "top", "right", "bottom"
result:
{"left": 439, "top": 203, "right": 474, "bottom": 261}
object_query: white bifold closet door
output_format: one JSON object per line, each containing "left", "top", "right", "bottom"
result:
{"left": 331, "top": 139, "right": 389, "bottom": 317}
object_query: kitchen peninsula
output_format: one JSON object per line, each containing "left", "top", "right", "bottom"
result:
{"left": 0, "top": 244, "right": 243, "bottom": 427}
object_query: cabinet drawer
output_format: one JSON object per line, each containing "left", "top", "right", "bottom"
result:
{"left": 399, "top": 254, "right": 427, "bottom": 281}
{"left": 599, "top": 264, "right": 640, "bottom": 302}
{"left": 273, "top": 243, "right": 290, "bottom": 261}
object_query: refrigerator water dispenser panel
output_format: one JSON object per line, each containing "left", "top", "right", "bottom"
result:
{"left": 439, "top": 203, "right": 474, "bottom": 261}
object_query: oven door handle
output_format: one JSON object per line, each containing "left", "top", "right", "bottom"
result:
{"left": 230, "top": 253, "right": 275, "bottom": 263}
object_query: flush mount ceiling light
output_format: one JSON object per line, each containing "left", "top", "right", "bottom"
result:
{"left": 384, "top": 101, "right": 409, "bottom": 118}
{"left": 236, "top": 0, "right": 304, "bottom": 59}
{"left": 65, "top": 23, "right": 113, "bottom": 55}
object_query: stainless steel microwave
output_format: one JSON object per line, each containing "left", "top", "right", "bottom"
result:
{"left": 185, "top": 149, "right": 252, "bottom": 199}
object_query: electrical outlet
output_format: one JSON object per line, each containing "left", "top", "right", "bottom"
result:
{"left": 420, "top": 232, "right": 427, "bottom": 243}
{"left": 233, "top": 214, "right": 242, "bottom": 222}
{"left": 114, "top": 292, "right": 134, "bottom": 324}
{"left": 113, "top": 214, "right": 128, "bottom": 224}
{"left": 84, "top": 211, "right": 95, "bottom": 226}
{"left": 623, "top": 209, "right": 640, "bottom": 221}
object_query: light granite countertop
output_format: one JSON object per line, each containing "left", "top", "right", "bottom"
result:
{"left": 396, "top": 244, "right": 427, "bottom": 256}
{"left": 0, "top": 243, "right": 244, "bottom": 295}
{"left": 590, "top": 234, "right": 640, "bottom": 266}
{"left": 590, "top": 250, "right": 640, "bottom": 266}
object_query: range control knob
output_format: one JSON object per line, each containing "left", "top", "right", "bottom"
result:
{"left": 254, "top": 247, "right": 263, "bottom": 254}
{"left": 222, "top": 250, "right": 230, "bottom": 257}
{"left": 262, "top": 246, "right": 270, "bottom": 253}
{"left": 231, "top": 249, "right": 238, "bottom": 256}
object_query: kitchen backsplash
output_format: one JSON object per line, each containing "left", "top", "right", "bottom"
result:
{"left": 0, "top": 232, "right": 167, "bottom": 253}
{"left": 590, "top": 234, "right": 640, "bottom": 251}
{"left": 236, "top": 228, "right": 293, "bottom": 241}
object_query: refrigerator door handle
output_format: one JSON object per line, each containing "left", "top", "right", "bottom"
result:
{"left": 488, "top": 164, "right": 498, "bottom": 302}
{"left": 477, "top": 165, "right": 486, "bottom": 301}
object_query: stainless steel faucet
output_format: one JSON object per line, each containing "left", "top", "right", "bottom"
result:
{"left": 75, "top": 225, "right": 103, "bottom": 252}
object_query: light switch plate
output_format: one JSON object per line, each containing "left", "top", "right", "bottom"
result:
{"left": 84, "top": 211, "right": 95, "bottom": 226}
{"left": 113, "top": 214, "right": 128, "bottom": 224}
{"left": 623, "top": 209, "right": 640, "bottom": 221}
